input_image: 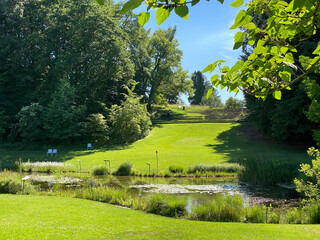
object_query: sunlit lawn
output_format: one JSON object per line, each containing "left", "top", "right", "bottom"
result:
{"left": 1, "top": 195, "right": 319, "bottom": 240}
{"left": 0, "top": 122, "right": 310, "bottom": 174}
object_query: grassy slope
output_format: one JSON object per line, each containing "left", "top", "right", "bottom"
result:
{"left": 0, "top": 122, "right": 310, "bottom": 173}
{"left": 1, "top": 195, "right": 319, "bottom": 240}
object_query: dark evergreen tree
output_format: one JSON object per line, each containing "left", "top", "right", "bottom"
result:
{"left": 189, "top": 71, "right": 206, "bottom": 105}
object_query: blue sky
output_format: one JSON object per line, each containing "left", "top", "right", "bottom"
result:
{"left": 134, "top": 0, "right": 245, "bottom": 103}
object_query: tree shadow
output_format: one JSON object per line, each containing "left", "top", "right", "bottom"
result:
{"left": 206, "top": 123, "right": 310, "bottom": 164}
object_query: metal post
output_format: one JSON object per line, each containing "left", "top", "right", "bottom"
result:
{"left": 146, "top": 163, "right": 150, "bottom": 176}
{"left": 106, "top": 160, "right": 110, "bottom": 174}
{"left": 156, "top": 151, "right": 158, "bottom": 175}
{"left": 78, "top": 159, "right": 81, "bottom": 171}
{"left": 19, "top": 157, "right": 21, "bottom": 173}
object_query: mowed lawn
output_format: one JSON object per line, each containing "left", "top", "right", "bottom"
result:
{"left": 1, "top": 195, "right": 319, "bottom": 240}
{"left": 0, "top": 123, "right": 310, "bottom": 173}
{"left": 67, "top": 123, "right": 235, "bottom": 172}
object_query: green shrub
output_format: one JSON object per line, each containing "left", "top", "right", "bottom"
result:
{"left": 268, "top": 212, "right": 280, "bottom": 224}
{"left": 114, "top": 162, "right": 133, "bottom": 176}
{"left": 294, "top": 147, "right": 320, "bottom": 202}
{"left": 305, "top": 201, "right": 320, "bottom": 224}
{"left": 0, "top": 176, "right": 33, "bottom": 194}
{"left": 168, "top": 165, "right": 184, "bottom": 173}
{"left": 145, "top": 194, "right": 187, "bottom": 218}
{"left": 93, "top": 166, "right": 108, "bottom": 176}
{"left": 0, "top": 178, "right": 22, "bottom": 194}
{"left": 285, "top": 208, "right": 303, "bottom": 224}
{"left": 109, "top": 84, "right": 151, "bottom": 143}
{"left": 17, "top": 103, "right": 46, "bottom": 142}
{"left": 85, "top": 114, "right": 109, "bottom": 145}
{"left": 245, "top": 205, "right": 266, "bottom": 223}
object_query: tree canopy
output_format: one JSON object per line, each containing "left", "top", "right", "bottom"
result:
{"left": 106, "top": 0, "right": 320, "bottom": 100}
{"left": 0, "top": 0, "right": 189, "bottom": 144}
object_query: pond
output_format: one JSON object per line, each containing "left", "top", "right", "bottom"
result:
{"left": 25, "top": 174, "right": 300, "bottom": 208}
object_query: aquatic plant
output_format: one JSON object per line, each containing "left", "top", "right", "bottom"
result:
{"left": 168, "top": 165, "right": 184, "bottom": 173}
{"left": 238, "top": 155, "right": 299, "bottom": 186}
{"left": 114, "top": 162, "right": 132, "bottom": 176}
{"left": 188, "top": 163, "right": 243, "bottom": 174}
{"left": 145, "top": 194, "right": 188, "bottom": 218}
{"left": 245, "top": 205, "right": 266, "bottom": 223}
{"left": 93, "top": 166, "right": 108, "bottom": 176}
{"left": 21, "top": 161, "right": 73, "bottom": 173}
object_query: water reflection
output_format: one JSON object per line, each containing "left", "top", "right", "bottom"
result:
{"left": 24, "top": 174, "right": 300, "bottom": 207}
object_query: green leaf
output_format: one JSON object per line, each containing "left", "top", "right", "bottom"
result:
{"left": 230, "top": 10, "right": 246, "bottom": 30}
{"left": 96, "top": 0, "right": 104, "bottom": 5}
{"left": 211, "top": 74, "right": 219, "bottom": 83}
{"left": 228, "top": 60, "right": 244, "bottom": 75}
{"left": 230, "top": 10, "right": 252, "bottom": 30}
{"left": 213, "top": 60, "right": 226, "bottom": 65}
{"left": 202, "top": 63, "right": 217, "bottom": 73}
{"left": 230, "top": 0, "right": 243, "bottom": 7}
{"left": 174, "top": 5, "right": 189, "bottom": 20}
{"left": 312, "top": 42, "right": 320, "bottom": 55}
{"left": 280, "top": 47, "right": 289, "bottom": 55}
{"left": 273, "top": 90, "right": 282, "bottom": 100}
{"left": 285, "top": 52, "right": 294, "bottom": 64}
{"left": 138, "top": 12, "right": 150, "bottom": 26}
{"left": 248, "top": 39, "right": 255, "bottom": 46}
{"left": 120, "top": 0, "right": 143, "bottom": 14}
{"left": 308, "top": 56, "right": 320, "bottom": 69}
{"left": 156, "top": 7, "right": 171, "bottom": 25}
{"left": 207, "top": 88, "right": 214, "bottom": 99}
{"left": 233, "top": 32, "right": 245, "bottom": 50}
{"left": 245, "top": 22, "right": 256, "bottom": 30}
{"left": 279, "top": 71, "right": 291, "bottom": 82}
{"left": 216, "top": 0, "right": 224, "bottom": 3}
{"left": 191, "top": 0, "right": 200, "bottom": 6}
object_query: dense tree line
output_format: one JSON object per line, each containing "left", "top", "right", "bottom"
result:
{"left": 0, "top": 0, "right": 191, "bottom": 144}
{"left": 241, "top": 2, "right": 320, "bottom": 146}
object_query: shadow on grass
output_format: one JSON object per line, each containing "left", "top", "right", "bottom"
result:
{"left": 0, "top": 142, "right": 136, "bottom": 170}
{"left": 206, "top": 123, "right": 310, "bottom": 164}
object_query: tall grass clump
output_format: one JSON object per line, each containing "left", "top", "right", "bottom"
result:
{"left": 145, "top": 194, "right": 188, "bottom": 218}
{"left": 75, "top": 186, "right": 130, "bottom": 206}
{"left": 93, "top": 166, "right": 108, "bottom": 176}
{"left": 191, "top": 194, "right": 244, "bottom": 222}
{"left": 0, "top": 171, "right": 34, "bottom": 194}
{"left": 305, "top": 201, "right": 320, "bottom": 224}
{"left": 188, "top": 163, "right": 243, "bottom": 174}
{"left": 285, "top": 208, "right": 304, "bottom": 224}
{"left": 21, "top": 161, "right": 73, "bottom": 173}
{"left": 245, "top": 205, "right": 266, "bottom": 223}
{"left": 168, "top": 165, "right": 184, "bottom": 173}
{"left": 114, "top": 162, "right": 132, "bottom": 176}
{"left": 238, "top": 155, "right": 299, "bottom": 186}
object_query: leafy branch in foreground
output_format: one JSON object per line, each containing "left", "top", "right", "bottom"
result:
{"left": 203, "top": 0, "right": 320, "bottom": 100}
{"left": 97, "top": 0, "right": 320, "bottom": 100}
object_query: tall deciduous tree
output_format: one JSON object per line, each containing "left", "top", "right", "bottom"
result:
{"left": 147, "top": 27, "right": 189, "bottom": 110}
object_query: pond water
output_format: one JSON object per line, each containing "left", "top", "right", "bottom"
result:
{"left": 25, "top": 174, "right": 300, "bottom": 208}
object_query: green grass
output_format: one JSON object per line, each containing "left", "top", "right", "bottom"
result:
{"left": 0, "top": 122, "right": 311, "bottom": 174}
{"left": 1, "top": 195, "right": 320, "bottom": 240}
